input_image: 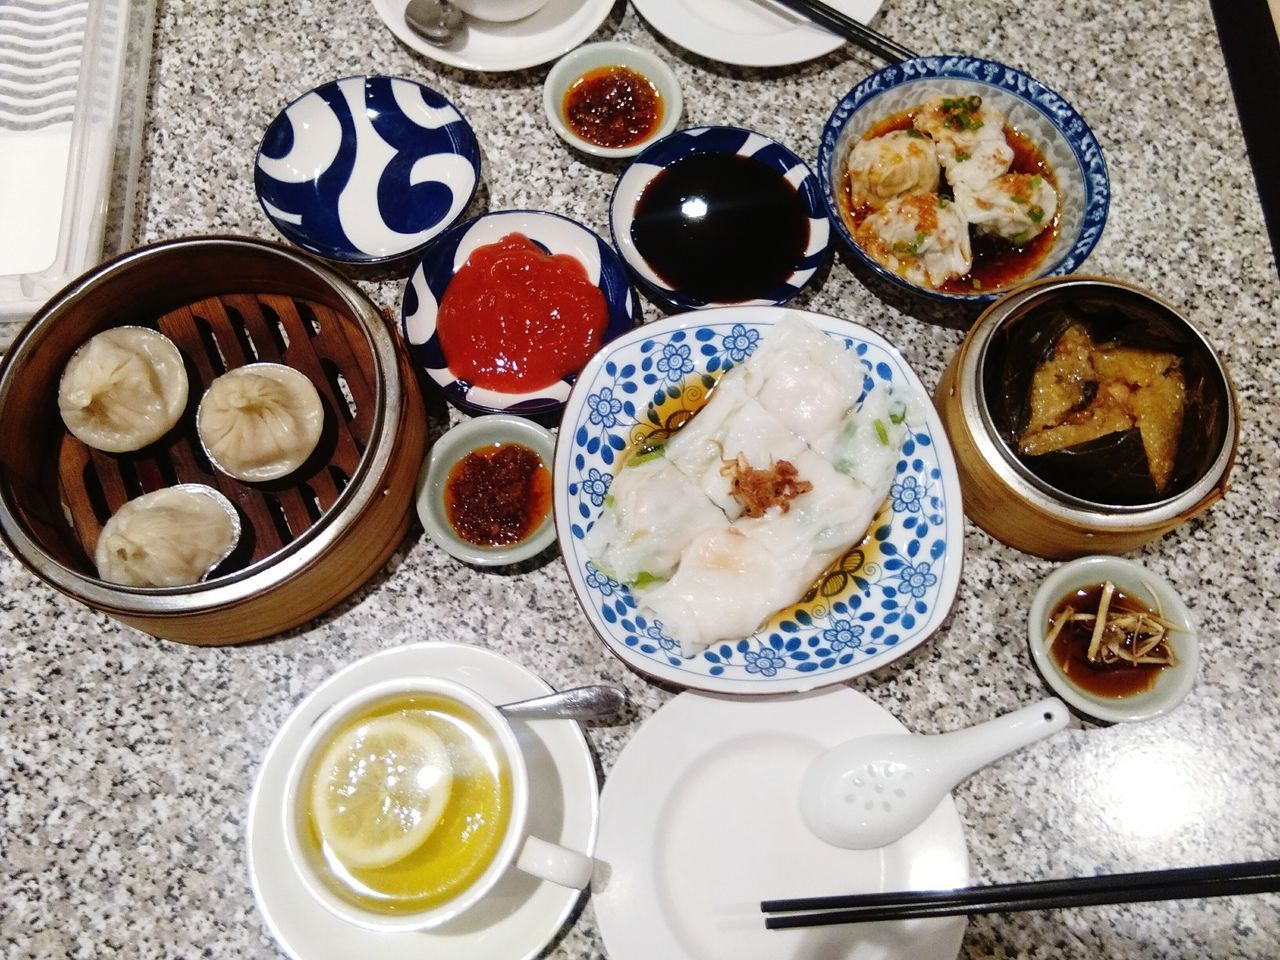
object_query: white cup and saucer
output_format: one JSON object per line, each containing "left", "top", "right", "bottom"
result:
{"left": 246, "top": 642, "right": 599, "bottom": 959}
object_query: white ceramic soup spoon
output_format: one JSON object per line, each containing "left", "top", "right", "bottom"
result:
{"left": 800, "top": 697, "right": 1070, "bottom": 849}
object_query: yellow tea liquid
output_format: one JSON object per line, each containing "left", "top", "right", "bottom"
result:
{"left": 300, "top": 692, "right": 514, "bottom": 914}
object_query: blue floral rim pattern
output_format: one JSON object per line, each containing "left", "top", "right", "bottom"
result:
{"left": 609, "top": 126, "right": 831, "bottom": 311}
{"left": 255, "top": 75, "right": 481, "bottom": 264}
{"left": 817, "top": 55, "right": 1110, "bottom": 303}
{"left": 552, "top": 306, "right": 965, "bottom": 695}
{"left": 400, "top": 209, "right": 638, "bottom": 418}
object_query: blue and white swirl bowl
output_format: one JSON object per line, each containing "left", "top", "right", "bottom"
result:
{"left": 400, "top": 209, "right": 638, "bottom": 418}
{"left": 255, "top": 76, "right": 480, "bottom": 265}
{"left": 818, "top": 56, "right": 1109, "bottom": 303}
{"left": 610, "top": 126, "right": 830, "bottom": 311}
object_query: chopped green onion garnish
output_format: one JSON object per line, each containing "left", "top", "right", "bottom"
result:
{"left": 1029, "top": 206, "right": 1045, "bottom": 223}
{"left": 874, "top": 420, "right": 890, "bottom": 445}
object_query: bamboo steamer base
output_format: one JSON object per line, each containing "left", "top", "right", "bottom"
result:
{"left": 0, "top": 237, "right": 427, "bottom": 645}
{"left": 100, "top": 346, "right": 424, "bottom": 644}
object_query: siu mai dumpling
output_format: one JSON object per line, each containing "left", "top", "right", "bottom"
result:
{"left": 198, "top": 363, "right": 324, "bottom": 482}
{"left": 954, "top": 172, "right": 1058, "bottom": 245}
{"left": 855, "top": 193, "right": 972, "bottom": 289}
{"left": 95, "top": 485, "right": 241, "bottom": 587}
{"left": 58, "top": 327, "right": 189, "bottom": 453}
{"left": 845, "top": 129, "right": 941, "bottom": 211}
{"left": 913, "top": 94, "right": 1014, "bottom": 190}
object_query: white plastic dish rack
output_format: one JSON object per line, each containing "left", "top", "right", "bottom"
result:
{"left": 0, "top": 0, "right": 156, "bottom": 347}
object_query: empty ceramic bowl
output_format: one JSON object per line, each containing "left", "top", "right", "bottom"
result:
{"left": 255, "top": 75, "right": 480, "bottom": 265}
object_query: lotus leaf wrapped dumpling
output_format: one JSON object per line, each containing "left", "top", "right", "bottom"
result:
{"left": 58, "top": 327, "right": 189, "bottom": 452}
{"left": 954, "top": 172, "right": 1059, "bottom": 245}
{"left": 95, "top": 485, "right": 241, "bottom": 587}
{"left": 845, "top": 129, "right": 941, "bottom": 211}
{"left": 913, "top": 95, "right": 1014, "bottom": 190}
{"left": 198, "top": 363, "right": 325, "bottom": 482}
{"left": 855, "top": 193, "right": 972, "bottom": 289}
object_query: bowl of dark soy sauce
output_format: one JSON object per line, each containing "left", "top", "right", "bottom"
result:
{"left": 608, "top": 126, "right": 830, "bottom": 310}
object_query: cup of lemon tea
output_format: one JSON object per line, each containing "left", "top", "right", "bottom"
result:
{"left": 282, "top": 676, "right": 594, "bottom": 931}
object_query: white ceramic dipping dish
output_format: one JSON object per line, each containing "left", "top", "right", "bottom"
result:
{"left": 417, "top": 414, "right": 557, "bottom": 566}
{"left": 1028, "top": 554, "right": 1198, "bottom": 724}
{"left": 542, "top": 41, "right": 682, "bottom": 159}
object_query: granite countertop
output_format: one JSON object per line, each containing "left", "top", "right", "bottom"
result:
{"left": 3, "top": 0, "right": 1280, "bottom": 958}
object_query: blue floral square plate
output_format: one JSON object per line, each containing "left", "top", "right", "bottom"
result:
{"left": 553, "top": 305, "right": 965, "bottom": 695}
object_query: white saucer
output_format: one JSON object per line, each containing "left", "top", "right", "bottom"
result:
{"left": 630, "top": 0, "right": 884, "bottom": 67}
{"left": 593, "top": 687, "right": 969, "bottom": 960}
{"left": 247, "top": 642, "right": 599, "bottom": 960}
{"left": 371, "top": 0, "right": 614, "bottom": 72}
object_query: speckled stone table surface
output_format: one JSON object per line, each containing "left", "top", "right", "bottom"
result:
{"left": 3, "top": 1, "right": 1279, "bottom": 958}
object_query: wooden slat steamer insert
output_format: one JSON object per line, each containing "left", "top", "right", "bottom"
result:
{"left": 56, "top": 294, "right": 378, "bottom": 575}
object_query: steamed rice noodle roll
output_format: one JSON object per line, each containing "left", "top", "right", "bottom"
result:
{"left": 953, "top": 172, "right": 1058, "bottom": 245}
{"left": 815, "top": 380, "right": 911, "bottom": 490}
{"left": 913, "top": 94, "right": 1014, "bottom": 190}
{"left": 845, "top": 129, "right": 941, "bottom": 211}
{"left": 855, "top": 193, "right": 973, "bottom": 288}
{"left": 582, "top": 455, "right": 729, "bottom": 587}
{"left": 741, "top": 315, "right": 866, "bottom": 445}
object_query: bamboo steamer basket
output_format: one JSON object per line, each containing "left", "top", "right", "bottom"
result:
{"left": 935, "top": 275, "right": 1238, "bottom": 559}
{"left": 0, "top": 236, "right": 425, "bottom": 644}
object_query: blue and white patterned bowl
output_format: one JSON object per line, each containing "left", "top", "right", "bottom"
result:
{"left": 255, "top": 76, "right": 480, "bottom": 265}
{"left": 609, "top": 126, "right": 830, "bottom": 311}
{"left": 818, "top": 56, "right": 1109, "bottom": 303}
{"left": 401, "top": 209, "right": 638, "bottom": 418}
{"left": 553, "top": 305, "right": 965, "bottom": 695}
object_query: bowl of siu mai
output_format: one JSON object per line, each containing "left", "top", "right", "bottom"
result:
{"left": 817, "top": 55, "right": 1109, "bottom": 303}
{"left": 935, "top": 275, "right": 1239, "bottom": 558}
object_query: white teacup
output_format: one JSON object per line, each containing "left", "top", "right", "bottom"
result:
{"left": 282, "top": 676, "right": 593, "bottom": 931}
{"left": 451, "top": 0, "right": 550, "bottom": 22}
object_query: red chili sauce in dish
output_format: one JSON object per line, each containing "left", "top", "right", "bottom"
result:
{"left": 563, "top": 65, "right": 662, "bottom": 149}
{"left": 445, "top": 442, "right": 552, "bottom": 546}
{"left": 435, "top": 232, "right": 608, "bottom": 392}
{"left": 842, "top": 111, "right": 1059, "bottom": 294}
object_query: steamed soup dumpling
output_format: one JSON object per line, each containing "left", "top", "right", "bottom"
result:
{"left": 913, "top": 94, "right": 1014, "bottom": 190}
{"left": 953, "top": 172, "right": 1059, "bottom": 245}
{"left": 845, "top": 129, "right": 941, "bottom": 211}
{"left": 855, "top": 193, "right": 972, "bottom": 288}
{"left": 95, "top": 485, "right": 241, "bottom": 587}
{"left": 58, "top": 327, "right": 189, "bottom": 452}
{"left": 198, "top": 363, "right": 324, "bottom": 482}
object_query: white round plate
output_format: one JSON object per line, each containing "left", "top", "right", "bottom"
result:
{"left": 630, "top": 0, "right": 884, "bottom": 67}
{"left": 554, "top": 305, "right": 965, "bottom": 695}
{"left": 371, "top": 0, "right": 614, "bottom": 72}
{"left": 247, "top": 642, "right": 599, "bottom": 960}
{"left": 593, "top": 686, "right": 970, "bottom": 960}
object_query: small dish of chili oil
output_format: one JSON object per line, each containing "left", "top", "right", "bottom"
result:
{"left": 563, "top": 65, "right": 662, "bottom": 150}
{"left": 1027, "top": 555, "right": 1198, "bottom": 724}
{"left": 543, "top": 41, "right": 682, "bottom": 158}
{"left": 416, "top": 414, "right": 557, "bottom": 565}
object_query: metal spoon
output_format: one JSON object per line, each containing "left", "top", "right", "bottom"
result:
{"left": 498, "top": 684, "right": 627, "bottom": 722}
{"left": 404, "top": 0, "right": 465, "bottom": 45}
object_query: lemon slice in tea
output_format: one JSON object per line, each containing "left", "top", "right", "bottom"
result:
{"left": 310, "top": 713, "right": 454, "bottom": 870}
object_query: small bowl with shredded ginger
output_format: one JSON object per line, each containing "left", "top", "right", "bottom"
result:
{"left": 1027, "top": 555, "right": 1198, "bottom": 724}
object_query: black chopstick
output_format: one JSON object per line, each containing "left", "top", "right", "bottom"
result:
{"left": 767, "top": 0, "right": 919, "bottom": 63}
{"left": 761, "top": 859, "right": 1280, "bottom": 929}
